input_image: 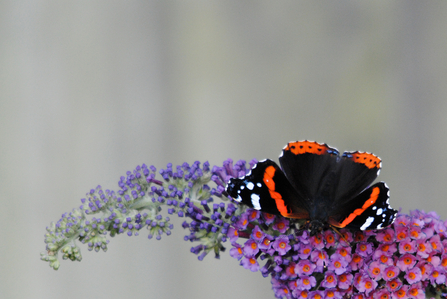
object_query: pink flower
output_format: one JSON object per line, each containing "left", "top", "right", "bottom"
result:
{"left": 250, "top": 225, "right": 264, "bottom": 242}
{"left": 309, "top": 234, "right": 324, "bottom": 250}
{"left": 404, "top": 266, "right": 422, "bottom": 283}
{"left": 372, "top": 288, "right": 391, "bottom": 299}
{"left": 429, "top": 234, "right": 443, "bottom": 253}
{"left": 258, "top": 234, "right": 273, "bottom": 251}
{"left": 335, "top": 245, "right": 352, "bottom": 260}
{"left": 321, "top": 271, "right": 337, "bottom": 288}
{"left": 324, "top": 289, "right": 343, "bottom": 299}
{"left": 374, "top": 252, "right": 394, "bottom": 266}
{"left": 349, "top": 253, "right": 366, "bottom": 271}
{"left": 283, "top": 262, "right": 297, "bottom": 279}
{"left": 337, "top": 273, "right": 353, "bottom": 290}
{"left": 328, "top": 253, "right": 349, "bottom": 275}
{"left": 227, "top": 226, "right": 239, "bottom": 243}
{"left": 261, "top": 212, "right": 276, "bottom": 225}
{"left": 416, "top": 261, "right": 433, "bottom": 280}
{"left": 235, "top": 213, "right": 249, "bottom": 230}
{"left": 398, "top": 239, "right": 416, "bottom": 254}
{"left": 310, "top": 249, "right": 328, "bottom": 267}
{"left": 355, "top": 241, "right": 373, "bottom": 257}
{"left": 383, "top": 265, "right": 399, "bottom": 281}
{"left": 407, "top": 282, "right": 425, "bottom": 299}
{"left": 243, "top": 239, "right": 259, "bottom": 256}
{"left": 272, "top": 217, "right": 289, "bottom": 233}
{"left": 395, "top": 225, "right": 409, "bottom": 241}
{"left": 428, "top": 252, "right": 441, "bottom": 266}
{"left": 297, "top": 243, "right": 312, "bottom": 259}
{"left": 441, "top": 254, "right": 447, "bottom": 269}
{"left": 292, "top": 289, "right": 309, "bottom": 299}
{"left": 356, "top": 272, "right": 377, "bottom": 296}
{"left": 376, "top": 228, "right": 395, "bottom": 243}
{"left": 415, "top": 239, "right": 432, "bottom": 258}
{"left": 409, "top": 225, "right": 424, "bottom": 240}
{"left": 430, "top": 266, "right": 446, "bottom": 284}
{"left": 392, "top": 284, "right": 409, "bottom": 299}
{"left": 396, "top": 253, "right": 417, "bottom": 271}
{"left": 247, "top": 209, "right": 260, "bottom": 222}
{"left": 240, "top": 256, "right": 259, "bottom": 272}
{"left": 385, "top": 278, "right": 402, "bottom": 293}
{"left": 394, "top": 214, "right": 411, "bottom": 227}
{"left": 308, "top": 290, "right": 326, "bottom": 299}
{"left": 374, "top": 243, "right": 397, "bottom": 258}
{"left": 368, "top": 261, "right": 385, "bottom": 281}
{"left": 272, "top": 235, "right": 291, "bottom": 256}
{"left": 323, "top": 230, "right": 338, "bottom": 248}
{"left": 295, "top": 259, "right": 316, "bottom": 276}
{"left": 296, "top": 275, "right": 316, "bottom": 290}
{"left": 229, "top": 243, "right": 243, "bottom": 260}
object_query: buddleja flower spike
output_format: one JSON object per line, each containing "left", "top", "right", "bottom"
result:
{"left": 42, "top": 141, "right": 447, "bottom": 299}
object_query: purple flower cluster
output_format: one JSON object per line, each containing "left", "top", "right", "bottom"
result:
{"left": 42, "top": 160, "right": 235, "bottom": 269}
{"left": 227, "top": 208, "right": 447, "bottom": 298}
{"left": 210, "top": 159, "right": 447, "bottom": 299}
{"left": 42, "top": 158, "right": 447, "bottom": 299}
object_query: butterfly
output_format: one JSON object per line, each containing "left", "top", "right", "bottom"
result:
{"left": 225, "top": 140, "right": 397, "bottom": 235}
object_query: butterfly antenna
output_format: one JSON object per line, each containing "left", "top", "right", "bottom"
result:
{"left": 330, "top": 226, "right": 349, "bottom": 244}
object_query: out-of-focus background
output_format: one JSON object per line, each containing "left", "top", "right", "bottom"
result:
{"left": 2, "top": 2, "right": 447, "bottom": 298}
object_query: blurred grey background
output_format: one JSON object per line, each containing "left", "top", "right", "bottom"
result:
{"left": 2, "top": 1, "right": 447, "bottom": 299}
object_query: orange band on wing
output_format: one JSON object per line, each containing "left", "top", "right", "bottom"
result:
{"left": 348, "top": 152, "right": 381, "bottom": 169}
{"left": 263, "top": 166, "right": 288, "bottom": 216}
{"left": 337, "top": 186, "right": 380, "bottom": 228}
{"left": 284, "top": 141, "right": 329, "bottom": 155}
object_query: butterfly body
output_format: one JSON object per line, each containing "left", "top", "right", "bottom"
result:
{"left": 225, "top": 141, "right": 397, "bottom": 235}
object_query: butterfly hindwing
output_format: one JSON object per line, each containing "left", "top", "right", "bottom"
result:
{"left": 225, "top": 159, "right": 310, "bottom": 219}
{"left": 329, "top": 182, "right": 397, "bottom": 230}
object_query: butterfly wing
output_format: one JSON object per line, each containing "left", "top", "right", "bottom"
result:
{"left": 279, "top": 140, "right": 339, "bottom": 200}
{"left": 333, "top": 151, "right": 382, "bottom": 204}
{"left": 225, "top": 159, "right": 310, "bottom": 219}
{"left": 328, "top": 182, "right": 397, "bottom": 230}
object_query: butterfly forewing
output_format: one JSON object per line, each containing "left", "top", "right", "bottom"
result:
{"left": 279, "top": 141, "right": 339, "bottom": 200}
{"left": 225, "top": 159, "right": 310, "bottom": 219}
{"left": 332, "top": 151, "right": 381, "bottom": 204}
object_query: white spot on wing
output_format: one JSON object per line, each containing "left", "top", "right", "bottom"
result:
{"left": 246, "top": 182, "right": 254, "bottom": 190}
{"left": 376, "top": 208, "right": 383, "bottom": 215}
{"left": 360, "top": 216, "right": 375, "bottom": 230}
{"left": 257, "top": 182, "right": 262, "bottom": 188}
{"left": 235, "top": 195, "right": 242, "bottom": 202}
{"left": 251, "top": 194, "right": 261, "bottom": 210}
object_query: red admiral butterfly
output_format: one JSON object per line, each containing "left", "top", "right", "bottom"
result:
{"left": 225, "top": 141, "right": 397, "bottom": 235}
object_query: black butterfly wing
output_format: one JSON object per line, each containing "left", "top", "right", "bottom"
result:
{"left": 225, "top": 159, "right": 310, "bottom": 219}
{"left": 278, "top": 140, "right": 339, "bottom": 200}
{"left": 328, "top": 182, "right": 397, "bottom": 230}
{"left": 332, "top": 151, "right": 382, "bottom": 205}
